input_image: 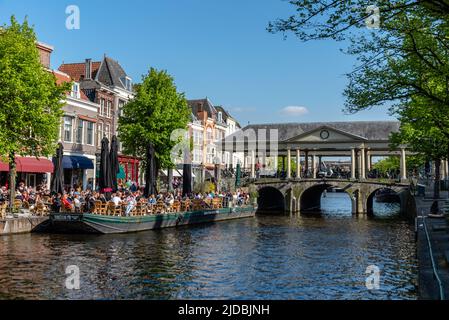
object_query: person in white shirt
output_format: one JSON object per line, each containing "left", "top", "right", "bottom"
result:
{"left": 111, "top": 193, "right": 122, "bottom": 207}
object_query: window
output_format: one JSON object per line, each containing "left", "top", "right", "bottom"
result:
{"left": 206, "top": 146, "right": 215, "bottom": 164}
{"left": 118, "top": 100, "right": 126, "bottom": 117}
{"left": 105, "top": 124, "right": 110, "bottom": 141}
{"left": 63, "top": 116, "right": 73, "bottom": 142}
{"left": 107, "top": 100, "right": 112, "bottom": 118}
{"left": 193, "top": 148, "right": 202, "bottom": 163}
{"left": 206, "top": 128, "right": 213, "bottom": 143}
{"left": 86, "top": 122, "right": 94, "bottom": 145}
{"left": 97, "top": 122, "right": 103, "bottom": 145}
{"left": 218, "top": 112, "right": 223, "bottom": 123}
{"left": 121, "top": 76, "right": 133, "bottom": 91}
{"left": 100, "top": 99, "right": 105, "bottom": 116}
{"left": 71, "top": 83, "right": 80, "bottom": 99}
{"left": 193, "top": 130, "right": 203, "bottom": 146}
{"left": 76, "top": 119, "right": 84, "bottom": 144}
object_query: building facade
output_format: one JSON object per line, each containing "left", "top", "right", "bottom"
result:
{"left": 59, "top": 57, "right": 138, "bottom": 185}
{"left": 187, "top": 98, "right": 242, "bottom": 181}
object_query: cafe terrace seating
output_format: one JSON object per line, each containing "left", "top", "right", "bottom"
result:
{"left": 87, "top": 197, "right": 227, "bottom": 217}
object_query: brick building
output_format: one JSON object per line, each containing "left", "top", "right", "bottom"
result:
{"left": 59, "top": 57, "right": 139, "bottom": 185}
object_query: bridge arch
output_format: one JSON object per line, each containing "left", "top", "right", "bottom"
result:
{"left": 257, "top": 186, "right": 286, "bottom": 214}
{"left": 366, "top": 187, "right": 401, "bottom": 216}
{"left": 299, "top": 184, "right": 356, "bottom": 214}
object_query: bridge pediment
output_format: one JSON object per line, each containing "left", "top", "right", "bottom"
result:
{"left": 285, "top": 126, "right": 368, "bottom": 143}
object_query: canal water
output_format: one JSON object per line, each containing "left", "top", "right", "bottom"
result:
{"left": 0, "top": 193, "right": 417, "bottom": 300}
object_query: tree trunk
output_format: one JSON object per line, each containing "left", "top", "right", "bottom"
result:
{"left": 434, "top": 158, "right": 441, "bottom": 200}
{"left": 8, "top": 152, "right": 16, "bottom": 212}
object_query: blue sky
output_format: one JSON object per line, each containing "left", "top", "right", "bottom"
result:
{"left": 0, "top": 0, "right": 395, "bottom": 125}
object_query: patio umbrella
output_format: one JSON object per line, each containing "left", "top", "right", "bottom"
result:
{"left": 110, "top": 136, "right": 120, "bottom": 192}
{"left": 144, "top": 142, "right": 158, "bottom": 197}
{"left": 235, "top": 162, "right": 241, "bottom": 188}
{"left": 99, "top": 137, "right": 113, "bottom": 197}
{"left": 183, "top": 163, "right": 192, "bottom": 197}
{"left": 50, "top": 143, "right": 64, "bottom": 195}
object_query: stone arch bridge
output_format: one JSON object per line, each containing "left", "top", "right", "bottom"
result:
{"left": 242, "top": 179, "right": 416, "bottom": 217}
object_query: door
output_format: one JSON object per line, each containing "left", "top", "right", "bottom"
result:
{"left": 27, "top": 174, "right": 36, "bottom": 188}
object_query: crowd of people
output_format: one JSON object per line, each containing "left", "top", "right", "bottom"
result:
{"left": 0, "top": 179, "right": 251, "bottom": 216}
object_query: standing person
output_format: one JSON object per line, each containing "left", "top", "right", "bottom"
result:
{"left": 52, "top": 193, "right": 62, "bottom": 213}
{"left": 125, "top": 193, "right": 136, "bottom": 216}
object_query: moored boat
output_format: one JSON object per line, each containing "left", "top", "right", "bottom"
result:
{"left": 36, "top": 206, "right": 256, "bottom": 234}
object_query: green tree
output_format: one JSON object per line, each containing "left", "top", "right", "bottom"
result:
{"left": 269, "top": 1, "right": 449, "bottom": 198}
{"left": 0, "top": 17, "right": 69, "bottom": 208}
{"left": 391, "top": 97, "right": 449, "bottom": 198}
{"left": 118, "top": 68, "right": 190, "bottom": 182}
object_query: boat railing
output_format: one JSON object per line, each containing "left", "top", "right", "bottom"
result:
{"left": 88, "top": 197, "right": 251, "bottom": 217}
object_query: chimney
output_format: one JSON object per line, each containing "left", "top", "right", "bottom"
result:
{"left": 36, "top": 42, "right": 53, "bottom": 69}
{"left": 85, "top": 58, "right": 92, "bottom": 80}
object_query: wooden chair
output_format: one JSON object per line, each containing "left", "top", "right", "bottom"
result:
{"left": 99, "top": 202, "right": 108, "bottom": 215}
{"left": 35, "top": 202, "right": 47, "bottom": 216}
{"left": 107, "top": 201, "right": 121, "bottom": 216}
{"left": 181, "top": 199, "right": 191, "bottom": 212}
{"left": 146, "top": 204, "right": 154, "bottom": 215}
{"left": 154, "top": 200, "right": 166, "bottom": 214}
{"left": 172, "top": 200, "right": 181, "bottom": 213}
{"left": 0, "top": 202, "right": 7, "bottom": 219}
{"left": 13, "top": 199, "right": 22, "bottom": 210}
{"left": 204, "top": 198, "right": 212, "bottom": 207}
{"left": 133, "top": 202, "right": 143, "bottom": 216}
{"left": 92, "top": 201, "right": 102, "bottom": 215}
{"left": 22, "top": 200, "right": 30, "bottom": 210}
{"left": 212, "top": 198, "right": 222, "bottom": 209}
{"left": 192, "top": 199, "right": 204, "bottom": 211}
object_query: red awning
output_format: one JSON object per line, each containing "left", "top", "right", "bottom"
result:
{"left": 0, "top": 157, "right": 54, "bottom": 173}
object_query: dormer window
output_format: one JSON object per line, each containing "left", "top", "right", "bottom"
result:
{"left": 121, "top": 76, "right": 132, "bottom": 91}
{"left": 218, "top": 112, "right": 223, "bottom": 123}
{"left": 71, "top": 82, "right": 80, "bottom": 99}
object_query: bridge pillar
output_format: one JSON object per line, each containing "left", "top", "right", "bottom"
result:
{"left": 312, "top": 154, "right": 317, "bottom": 179}
{"left": 361, "top": 147, "right": 366, "bottom": 180}
{"left": 296, "top": 149, "right": 301, "bottom": 179}
{"left": 400, "top": 147, "right": 407, "bottom": 182}
{"left": 353, "top": 189, "right": 366, "bottom": 215}
{"left": 287, "top": 148, "right": 292, "bottom": 179}
{"left": 366, "top": 149, "right": 372, "bottom": 172}
{"left": 351, "top": 148, "right": 356, "bottom": 180}
{"left": 251, "top": 150, "right": 256, "bottom": 179}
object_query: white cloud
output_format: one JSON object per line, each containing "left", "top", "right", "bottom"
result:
{"left": 280, "top": 106, "right": 309, "bottom": 117}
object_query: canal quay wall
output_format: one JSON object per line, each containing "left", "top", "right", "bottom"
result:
{"left": 0, "top": 216, "right": 48, "bottom": 236}
{"left": 415, "top": 189, "right": 449, "bottom": 300}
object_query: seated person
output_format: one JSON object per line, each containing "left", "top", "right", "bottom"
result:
{"left": 111, "top": 193, "right": 122, "bottom": 207}
{"left": 62, "top": 194, "right": 74, "bottom": 212}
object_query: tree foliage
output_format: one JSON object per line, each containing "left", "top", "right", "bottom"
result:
{"left": 0, "top": 16, "right": 69, "bottom": 203}
{"left": 269, "top": 1, "right": 449, "bottom": 199}
{"left": 118, "top": 68, "right": 190, "bottom": 172}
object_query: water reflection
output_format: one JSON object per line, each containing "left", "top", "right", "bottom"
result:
{"left": 0, "top": 194, "right": 417, "bottom": 300}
